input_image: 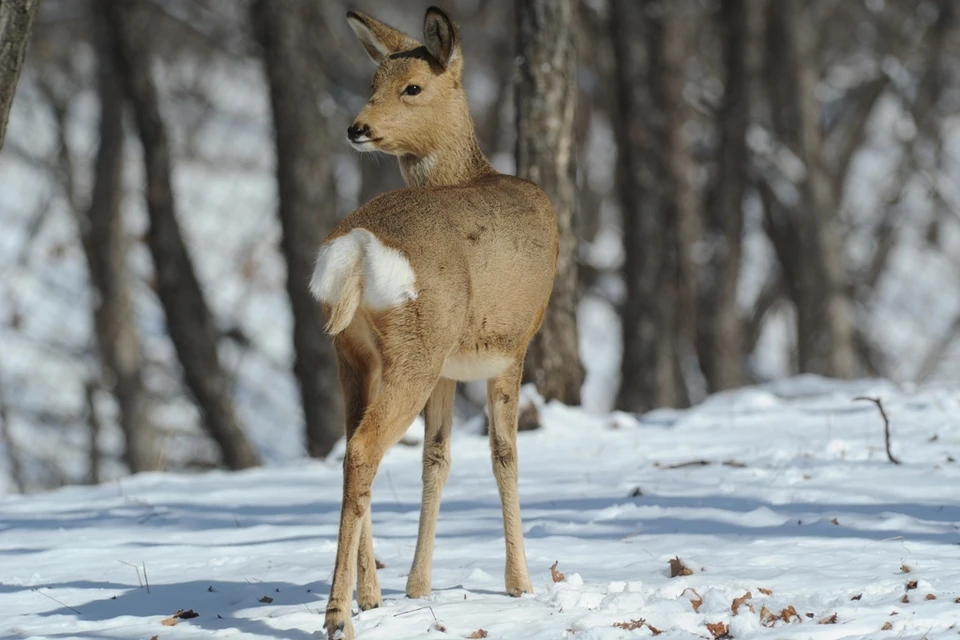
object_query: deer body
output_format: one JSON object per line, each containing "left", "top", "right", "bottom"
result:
{"left": 312, "top": 7, "right": 558, "bottom": 639}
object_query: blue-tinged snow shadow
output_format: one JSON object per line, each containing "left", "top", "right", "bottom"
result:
{"left": 3, "top": 578, "right": 332, "bottom": 640}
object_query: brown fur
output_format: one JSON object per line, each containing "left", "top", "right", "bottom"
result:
{"left": 321, "top": 8, "right": 558, "bottom": 639}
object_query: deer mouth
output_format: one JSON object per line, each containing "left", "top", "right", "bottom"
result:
{"left": 349, "top": 136, "right": 382, "bottom": 150}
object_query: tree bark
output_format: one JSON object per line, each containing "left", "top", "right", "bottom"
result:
{"left": 795, "top": 2, "right": 855, "bottom": 378}
{"left": 515, "top": 0, "right": 584, "bottom": 405}
{"left": 611, "top": 0, "right": 663, "bottom": 412}
{"left": 612, "top": 0, "right": 697, "bottom": 412}
{"left": 0, "top": 0, "right": 41, "bottom": 151}
{"left": 82, "top": 6, "right": 159, "bottom": 473}
{"left": 763, "top": 0, "right": 855, "bottom": 378}
{"left": 660, "top": 4, "right": 700, "bottom": 406}
{"left": 101, "top": 0, "right": 259, "bottom": 470}
{"left": 251, "top": 0, "right": 343, "bottom": 459}
{"left": 700, "top": 0, "right": 749, "bottom": 392}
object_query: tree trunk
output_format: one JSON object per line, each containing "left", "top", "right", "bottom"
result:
{"left": 0, "top": 0, "right": 41, "bottom": 151}
{"left": 612, "top": 0, "right": 696, "bottom": 412}
{"left": 515, "top": 0, "right": 584, "bottom": 405}
{"left": 101, "top": 0, "right": 259, "bottom": 470}
{"left": 251, "top": 0, "right": 343, "bottom": 459}
{"left": 83, "top": 7, "right": 159, "bottom": 473}
{"left": 700, "top": 0, "right": 749, "bottom": 392}
{"left": 763, "top": 0, "right": 855, "bottom": 378}
{"left": 659, "top": 4, "right": 700, "bottom": 406}
{"left": 794, "top": 3, "right": 855, "bottom": 378}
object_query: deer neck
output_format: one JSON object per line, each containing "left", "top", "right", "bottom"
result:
{"left": 399, "top": 120, "right": 496, "bottom": 188}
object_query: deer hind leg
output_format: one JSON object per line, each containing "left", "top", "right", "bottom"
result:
{"left": 487, "top": 355, "right": 533, "bottom": 597}
{"left": 336, "top": 351, "right": 382, "bottom": 611}
{"left": 406, "top": 377, "right": 456, "bottom": 598}
{"left": 325, "top": 366, "right": 439, "bottom": 640}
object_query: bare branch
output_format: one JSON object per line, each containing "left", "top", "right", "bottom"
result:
{"left": 854, "top": 396, "right": 901, "bottom": 465}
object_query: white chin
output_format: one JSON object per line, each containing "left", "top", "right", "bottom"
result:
{"left": 349, "top": 139, "right": 378, "bottom": 152}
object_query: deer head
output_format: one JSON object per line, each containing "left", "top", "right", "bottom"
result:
{"left": 345, "top": 7, "right": 469, "bottom": 161}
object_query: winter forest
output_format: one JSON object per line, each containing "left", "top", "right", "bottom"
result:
{"left": 0, "top": 0, "right": 958, "bottom": 492}
{"left": 3, "top": 1, "right": 960, "bottom": 639}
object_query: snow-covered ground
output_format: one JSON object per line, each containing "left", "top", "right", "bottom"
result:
{"left": 2, "top": 376, "right": 958, "bottom": 639}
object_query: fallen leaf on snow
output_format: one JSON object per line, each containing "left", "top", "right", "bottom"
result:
{"left": 612, "top": 620, "right": 644, "bottom": 631}
{"left": 818, "top": 613, "right": 838, "bottom": 624}
{"left": 669, "top": 556, "right": 693, "bottom": 577}
{"left": 706, "top": 621, "right": 731, "bottom": 639}
{"left": 375, "top": 559, "right": 386, "bottom": 569}
{"left": 550, "top": 561, "right": 565, "bottom": 583}
{"left": 160, "top": 609, "right": 198, "bottom": 626}
{"left": 469, "top": 630, "right": 488, "bottom": 639}
{"left": 433, "top": 623, "right": 447, "bottom": 632}
{"left": 258, "top": 596, "right": 273, "bottom": 603}
{"left": 906, "top": 580, "right": 918, "bottom": 590}
{"left": 758, "top": 587, "right": 773, "bottom": 596}
{"left": 731, "top": 592, "right": 753, "bottom": 615}
{"left": 830, "top": 518, "right": 840, "bottom": 525}
{"left": 682, "top": 587, "right": 703, "bottom": 612}
{"left": 925, "top": 593, "right": 936, "bottom": 600}
{"left": 882, "top": 621, "right": 893, "bottom": 630}
{"left": 900, "top": 594, "right": 909, "bottom": 603}
{"left": 760, "top": 605, "right": 801, "bottom": 627}
{"left": 851, "top": 593, "right": 862, "bottom": 601}
{"left": 780, "top": 605, "right": 801, "bottom": 624}
{"left": 900, "top": 564, "right": 911, "bottom": 573}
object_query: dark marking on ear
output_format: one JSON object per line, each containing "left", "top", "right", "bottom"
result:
{"left": 388, "top": 46, "right": 437, "bottom": 64}
{"left": 423, "top": 6, "right": 457, "bottom": 68}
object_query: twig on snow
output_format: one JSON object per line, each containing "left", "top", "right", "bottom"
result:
{"left": 393, "top": 605, "right": 437, "bottom": 621}
{"left": 854, "top": 396, "right": 901, "bottom": 464}
{"left": 120, "top": 560, "right": 143, "bottom": 588}
{"left": 32, "top": 588, "right": 80, "bottom": 614}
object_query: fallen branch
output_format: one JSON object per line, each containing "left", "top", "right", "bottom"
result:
{"left": 854, "top": 396, "right": 901, "bottom": 464}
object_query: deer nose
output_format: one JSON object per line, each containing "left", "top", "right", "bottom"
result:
{"left": 347, "top": 123, "right": 371, "bottom": 142}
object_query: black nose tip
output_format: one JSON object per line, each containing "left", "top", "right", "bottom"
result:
{"left": 347, "top": 123, "right": 370, "bottom": 141}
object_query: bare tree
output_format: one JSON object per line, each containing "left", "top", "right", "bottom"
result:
{"left": 515, "top": 0, "right": 584, "bottom": 405}
{"left": 251, "top": 0, "right": 343, "bottom": 458}
{"left": 611, "top": 0, "right": 664, "bottom": 412}
{"left": 79, "top": 9, "right": 160, "bottom": 473}
{"left": 101, "top": 0, "right": 259, "bottom": 470}
{"left": 659, "top": 3, "right": 701, "bottom": 405}
{"left": 612, "top": 0, "right": 699, "bottom": 412}
{"left": 0, "top": 0, "right": 41, "bottom": 150}
{"left": 761, "top": 0, "right": 855, "bottom": 378}
{"left": 699, "top": 0, "right": 749, "bottom": 392}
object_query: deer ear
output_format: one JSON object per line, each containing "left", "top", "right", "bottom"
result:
{"left": 346, "top": 11, "right": 419, "bottom": 64}
{"left": 423, "top": 6, "right": 459, "bottom": 69}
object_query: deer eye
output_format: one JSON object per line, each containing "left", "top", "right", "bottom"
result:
{"left": 402, "top": 84, "right": 422, "bottom": 96}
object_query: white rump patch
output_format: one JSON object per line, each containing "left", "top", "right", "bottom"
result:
{"left": 310, "top": 228, "right": 418, "bottom": 310}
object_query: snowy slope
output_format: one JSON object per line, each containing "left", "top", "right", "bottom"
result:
{"left": 2, "top": 377, "right": 959, "bottom": 639}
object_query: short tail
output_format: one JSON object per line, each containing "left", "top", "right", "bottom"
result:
{"left": 325, "top": 261, "right": 363, "bottom": 335}
{"left": 309, "top": 228, "right": 418, "bottom": 335}
{"left": 310, "top": 234, "right": 364, "bottom": 335}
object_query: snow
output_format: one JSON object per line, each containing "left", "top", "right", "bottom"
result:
{"left": 3, "top": 377, "right": 959, "bottom": 639}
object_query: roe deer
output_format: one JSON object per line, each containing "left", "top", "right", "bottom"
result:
{"left": 311, "top": 7, "right": 558, "bottom": 638}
